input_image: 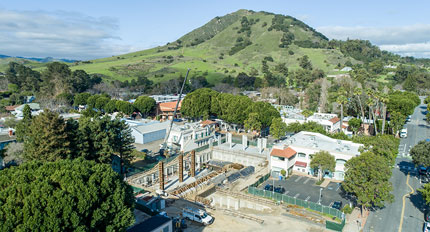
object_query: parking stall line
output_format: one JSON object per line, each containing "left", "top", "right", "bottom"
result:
{"left": 335, "top": 184, "right": 341, "bottom": 191}
{"left": 303, "top": 178, "right": 311, "bottom": 184}
{"left": 329, "top": 202, "right": 334, "bottom": 207}
{"left": 305, "top": 196, "right": 310, "bottom": 201}
{"left": 285, "top": 191, "right": 289, "bottom": 195}
{"left": 294, "top": 193, "right": 300, "bottom": 198}
{"left": 295, "top": 176, "right": 303, "bottom": 182}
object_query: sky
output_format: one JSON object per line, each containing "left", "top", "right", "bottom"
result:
{"left": 1, "top": 0, "right": 430, "bottom": 60}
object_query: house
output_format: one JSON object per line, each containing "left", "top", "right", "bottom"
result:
{"left": 156, "top": 101, "right": 182, "bottom": 120}
{"left": 275, "top": 105, "right": 306, "bottom": 125}
{"left": 127, "top": 215, "right": 172, "bottom": 232}
{"left": 12, "top": 103, "right": 41, "bottom": 118}
{"left": 269, "top": 131, "right": 363, "bottom": 181}
{"left": 5, "top": 105, "right": 20, "bottom": 113}
{"left": 341, "top": 67, "right": 352, "bottom": 72}
{"left": 150, "top": 94, "right": 185, "bottom": 103}
{"left": 307, "top": 113, "right": 341, "bottom": 133}
{"left": 166, "top": 121, "right": 216, "bottom": 153}
{"left": 128, "top": 119, "right": 171, "bottom": 144}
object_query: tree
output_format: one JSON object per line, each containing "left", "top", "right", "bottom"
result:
{"left": 310, "top": 151, "right": 335, "bottom": 181}
{"left": 301, "top": 110, "right": 313, "bottom": 120}
{"left": 270, "top": 117, "right": 287, "bottom": 140}
{"left": 182, "top": 88, "right": 218, "bottom": 119}
{"left": 103, "top": 99, "right": 118, "bottom": 114}
{"left": 134, "top": 96, "right": 156, "bottom": 117}
{"left": 353, "top": 87, "right": 365, "bottom": 120}
{"left": 418, "top": 184, "right": 430, "bottom": 205}
{"left": 116, "top": 101, "right": 135, "bottom": 115}
{"left": 24, "top": 110, "right": 74, "bottom": 161}
{"left": 379, "top": 93, "right": 389, "bottom": 134}
{"left": 337, "top": 95, "right": 348, "bottom": 132}
{"left": 342, "top": 152, "right": 393, "bottom": 214}
{"left": 0, "top": 158, "right": 135, "bottom": 231}
{"left": 299, "top": 55, "right": 312, "bottom": 70}
{"left": 73, "top": 92, "right": 91, "bottom": 106}
{"left": 95, "top": 96, "right": 110, "bottom": 111}
{"left": 410, "top": 141, "right": 430, "bottom": 167}
{"left": 2, "top": 142, "right": 24, "bottom": 166}
{"left": 15, "top": 104, "right": 32, "bottom": 142}
{"left": 390, "top": 111, "right": 406, "bottom": 136}
{"left": 244, "top": 112, "right": 262, "bottom": 133}
{"left": 348, "top": 118, "right": 362, "bottom": 134}
{"left": 77, "top": 116, "right": 134, "bottom": 176}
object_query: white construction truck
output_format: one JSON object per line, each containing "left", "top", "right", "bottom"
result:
{"left": 182, "top": 207, "right": 214, "bottom": 225}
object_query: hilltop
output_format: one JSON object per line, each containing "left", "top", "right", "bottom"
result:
{"left": 65, "top": 10, "right": 362, "bottom": 84}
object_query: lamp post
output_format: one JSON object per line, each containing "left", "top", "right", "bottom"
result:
{"left": 318, "top": 187, "right": 323, "bottom": 205}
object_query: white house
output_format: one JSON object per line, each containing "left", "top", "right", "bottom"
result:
{"left": 275, "top": 105, "right": 306, "bottom": 125}
{"left": 12, "top": 103, "right": 42, "bottom": 119}
{"left": 270, "top": 131, "right": 363, "bottom": 181}
{"left": 128, "top": 120, "right": 170, "bottom": 144}
{"left": 166, "top": 120, "right": 216, "bottom": 153}
{"left": 307, "top": 113, "right": 341, "bottom": 133}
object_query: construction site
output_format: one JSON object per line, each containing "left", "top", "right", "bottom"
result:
{"left": 127, "top": 137, "right": 335, "bottom": 232}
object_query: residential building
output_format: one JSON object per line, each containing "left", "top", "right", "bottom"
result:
{"left": 275, "top": 105, "right": 306, "bottom": 125}
{"left": 150, "top": 94, "right": 185, "bottom": 103}
{"left": 341, "top": 66, "right": 352, "bottom": 72}
{"left": 12, "top": 103, "right": 41, "bottom": 119}
{"left": 307, "top": 113, "right": 340, "bottom": 133}
{"left": 127, "top": 215, "right": 172, "bottom": 232}
{"left": 269, "top": 131, "right": 363, "bottom": 181}
{"left": 127, "top": 119, "right": 171, "bottom": 144}
{"left": 156, "top": 101, "right": 182, "bottom": 120}
{"left": 166, "top": 121, "right": 216, "bottom": 153}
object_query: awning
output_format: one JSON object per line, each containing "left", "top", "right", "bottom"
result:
{"left": 295, "top": 161, "right": 307, "bottom": 168}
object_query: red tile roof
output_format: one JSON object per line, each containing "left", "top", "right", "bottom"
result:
{"left": 201, "top": 120, "right": 217, "bottom": 127}
{"left": 271, "top": 147, "right": 297, "bottom": 159}
{"left": 295, "top": 161, "right": 307, "bottom": 168}
{"left": 5, "top": 105, "right": 20, "bottom": 111}
{"left": 159, "top": 101, "right": 181, "bottom": 112}
{"left": 329, "top": 117, "right": 340, "bottom": 124}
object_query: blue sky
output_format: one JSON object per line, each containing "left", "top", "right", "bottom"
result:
{"left": 1, "top": 0, "right": 430, "bottom": 59}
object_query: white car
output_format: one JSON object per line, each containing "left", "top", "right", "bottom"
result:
{"left": 424, "top": 222, "right": 430, "bottom": 232}
{"left": 400, "top": 129, "right": 407, "bottom": 138}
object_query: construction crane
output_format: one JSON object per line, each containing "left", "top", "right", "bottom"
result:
{"left": 159, "top": 68, "right": 190, "bottom": 154}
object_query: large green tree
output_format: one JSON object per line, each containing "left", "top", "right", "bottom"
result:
{"left": 0, "top": 158, "right": 135, "bottom": 231}
{"left": 244, "top": 112, "right": 262, "bottom": 133}
{"left": 270, "top": 117, "right": 287, "bottom": 140}
{"left": 134, "top": 96, "right": 156, "bottom": 117}
{"left": 390, "top": 111, "right": 406, "bottom": 136}
{"left": 77, "top": 116, "right": 134, "bottom": 176}
{"left": 310, "top": 151, "right": 335, "bottom": 181}
{"left": 342, "top": 152, "right": 393, "bottom": 213}
{"left": 182, "top": 88, "right": 218, "bottom": 119}
{"left": 15, "top": 104, "right": 32, "bottom": 142}
{"left": 410, "top": 140, "right": 430, "bottom": 167}
{"left": 73, "top": 92, "right": 91, "bottom": 106}
{"left": 24, "top": 110, "right": 74, "bottom": 161}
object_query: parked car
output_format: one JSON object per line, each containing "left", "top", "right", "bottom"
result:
{"left": 274, "top": 186, "right": 286, "bottom": 194}
{"left": 424, "top": 222, "right": 430, "bottom": 232}
{"left": 419, "top": 166, "right": 430, "bottom": 176}
{"left": 332, "top": 201, "right": 343, "bottom": 210}
{"left": 422, "top": 175, "right": 430, "bottom": 184}
{"left": 264, "top": 184, "right": 273, "bottom": 191}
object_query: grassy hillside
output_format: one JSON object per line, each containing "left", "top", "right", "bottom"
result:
{"left": 0, "top": 57, "right": 45, "bottom": 72}
{"left": 54, "top": 10, "right": 360, "bottom": 83}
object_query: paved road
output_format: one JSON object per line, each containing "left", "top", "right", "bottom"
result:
{"left": 364, "top": 97, "right": 429, "bottom": 232}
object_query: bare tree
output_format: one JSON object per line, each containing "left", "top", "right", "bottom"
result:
{"left": 319, "top": 78, "right": 330, "bottom": 113}
{"left": 3, "top": 142, "right": 25, "bottom": 165}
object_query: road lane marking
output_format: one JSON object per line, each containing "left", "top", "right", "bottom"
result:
{"left": 398, "top": 173, "right": 414, "bottom": 232}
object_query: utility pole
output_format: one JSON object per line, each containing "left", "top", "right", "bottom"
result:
{"left": 318, "top": 187, "right": 323, "bottom": 205}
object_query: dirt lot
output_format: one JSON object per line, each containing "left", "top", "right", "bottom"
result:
{"left": 164, "top": 198, "right": 329, "bottom": 232}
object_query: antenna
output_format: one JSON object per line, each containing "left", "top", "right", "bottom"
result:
{"left": 162, "top": 68, "right": 191, "bottom": 150}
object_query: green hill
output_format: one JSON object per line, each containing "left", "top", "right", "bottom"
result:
{"left": 61, "top": 10, "right": 359, "bottom": 83}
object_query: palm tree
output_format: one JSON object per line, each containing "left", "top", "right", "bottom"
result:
{"left": 380, "top": 93, "right": 389, "bottom": 135}
{"left": 366, "top": 89, "right": 378, "bottom": 135}
{"left": 337, "top": 95, "right": 348, "bottom": 132}
{"left": 354, "top": 87, "right": 365, "bottom": 121}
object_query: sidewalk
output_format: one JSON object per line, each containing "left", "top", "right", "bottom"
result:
{"left": 343, "top": 208, "right": 369, "bottom": 232}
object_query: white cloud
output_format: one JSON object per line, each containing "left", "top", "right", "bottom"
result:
{"left": 0, "top": 9, "right": 140, "bottom": 60}
{"left": 317, "top": 24, "right": 430, "bottom": 58}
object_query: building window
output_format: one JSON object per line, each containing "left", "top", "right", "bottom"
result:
{"left": 336, "top": 159, "right": 347, "bottom": 165}
{"left": 298, "top": 153, "right": 306, "bottom": 158}
{"left": 275, "top": 156, "right": 285, "bottom": 161}
{"left": 173, "top": 136, "right": 178, "bottom": 142}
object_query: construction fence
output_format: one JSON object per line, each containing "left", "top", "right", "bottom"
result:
{"left": 247, "top": 174, "right": 345, "bottom": 231}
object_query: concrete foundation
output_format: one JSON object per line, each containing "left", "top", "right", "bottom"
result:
{"left": 210, "top": 193, "right": 271, "bottom": 211}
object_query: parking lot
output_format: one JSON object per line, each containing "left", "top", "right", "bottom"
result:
{"left": 260, "top": 175, "right": 349, "bottom": 208}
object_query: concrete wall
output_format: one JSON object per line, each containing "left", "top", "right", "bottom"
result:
{"left": 209, "top": 193, "right": 271, "bottom": 211}
{"left": 212, "top": 147, "right": 266, "bottom": 167}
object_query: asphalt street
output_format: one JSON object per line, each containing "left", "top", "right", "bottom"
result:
{"left": 364, "top": 97, "right": 429, "bottom": 232}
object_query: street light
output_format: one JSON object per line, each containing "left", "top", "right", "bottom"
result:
{"left": 318, "top": 187, "right": 323, "bottom": 205}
